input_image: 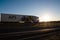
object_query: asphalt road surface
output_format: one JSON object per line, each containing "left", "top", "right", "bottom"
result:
{"left": 0, "top": 28, "right": 60, "bottom": 40}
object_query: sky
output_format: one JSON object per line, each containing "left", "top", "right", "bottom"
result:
{"left": 0, "top": 0, "right": 60, "bottom": 22}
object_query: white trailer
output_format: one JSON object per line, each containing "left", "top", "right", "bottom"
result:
{"left": 0, "top": 13, "right": 39, "bottom": 23}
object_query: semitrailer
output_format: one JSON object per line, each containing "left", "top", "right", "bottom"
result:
{"left": 0, "top": 13, "right": 39, "bottom": 24}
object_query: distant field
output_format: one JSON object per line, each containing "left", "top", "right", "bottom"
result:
{"left": 33, "top": 21, "right": 60, "bottom": 28}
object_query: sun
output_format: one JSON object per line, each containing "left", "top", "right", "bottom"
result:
{"left": 40, "top": 14, "right": 52, "bottom": 22}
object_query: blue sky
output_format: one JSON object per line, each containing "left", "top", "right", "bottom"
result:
{"left": 0, "top": 0, "right": 60, "bottom": 21}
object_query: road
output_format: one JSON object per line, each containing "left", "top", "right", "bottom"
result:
{"left": 0, "top": 28, "right": 60, "bottom": 40}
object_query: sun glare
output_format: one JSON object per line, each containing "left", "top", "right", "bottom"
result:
{"left": 40, "top": 14, "right": 52, "bottom": 22}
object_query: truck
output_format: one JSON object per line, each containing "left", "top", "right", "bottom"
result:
{"left": 0, "top": 13, "right": 39, "bottom": 24}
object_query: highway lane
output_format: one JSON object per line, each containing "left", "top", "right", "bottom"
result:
{"left": 20, "top": 31, "right": 60, "bottom": 40}
{"left": 0, "top": 28, "right": 60, "bottom": 40}
{"left": 0, "top": 28, "right": 57, "bottom": 35}
{"left": 0, "top": 28, "right": 58, "bottom": 34}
